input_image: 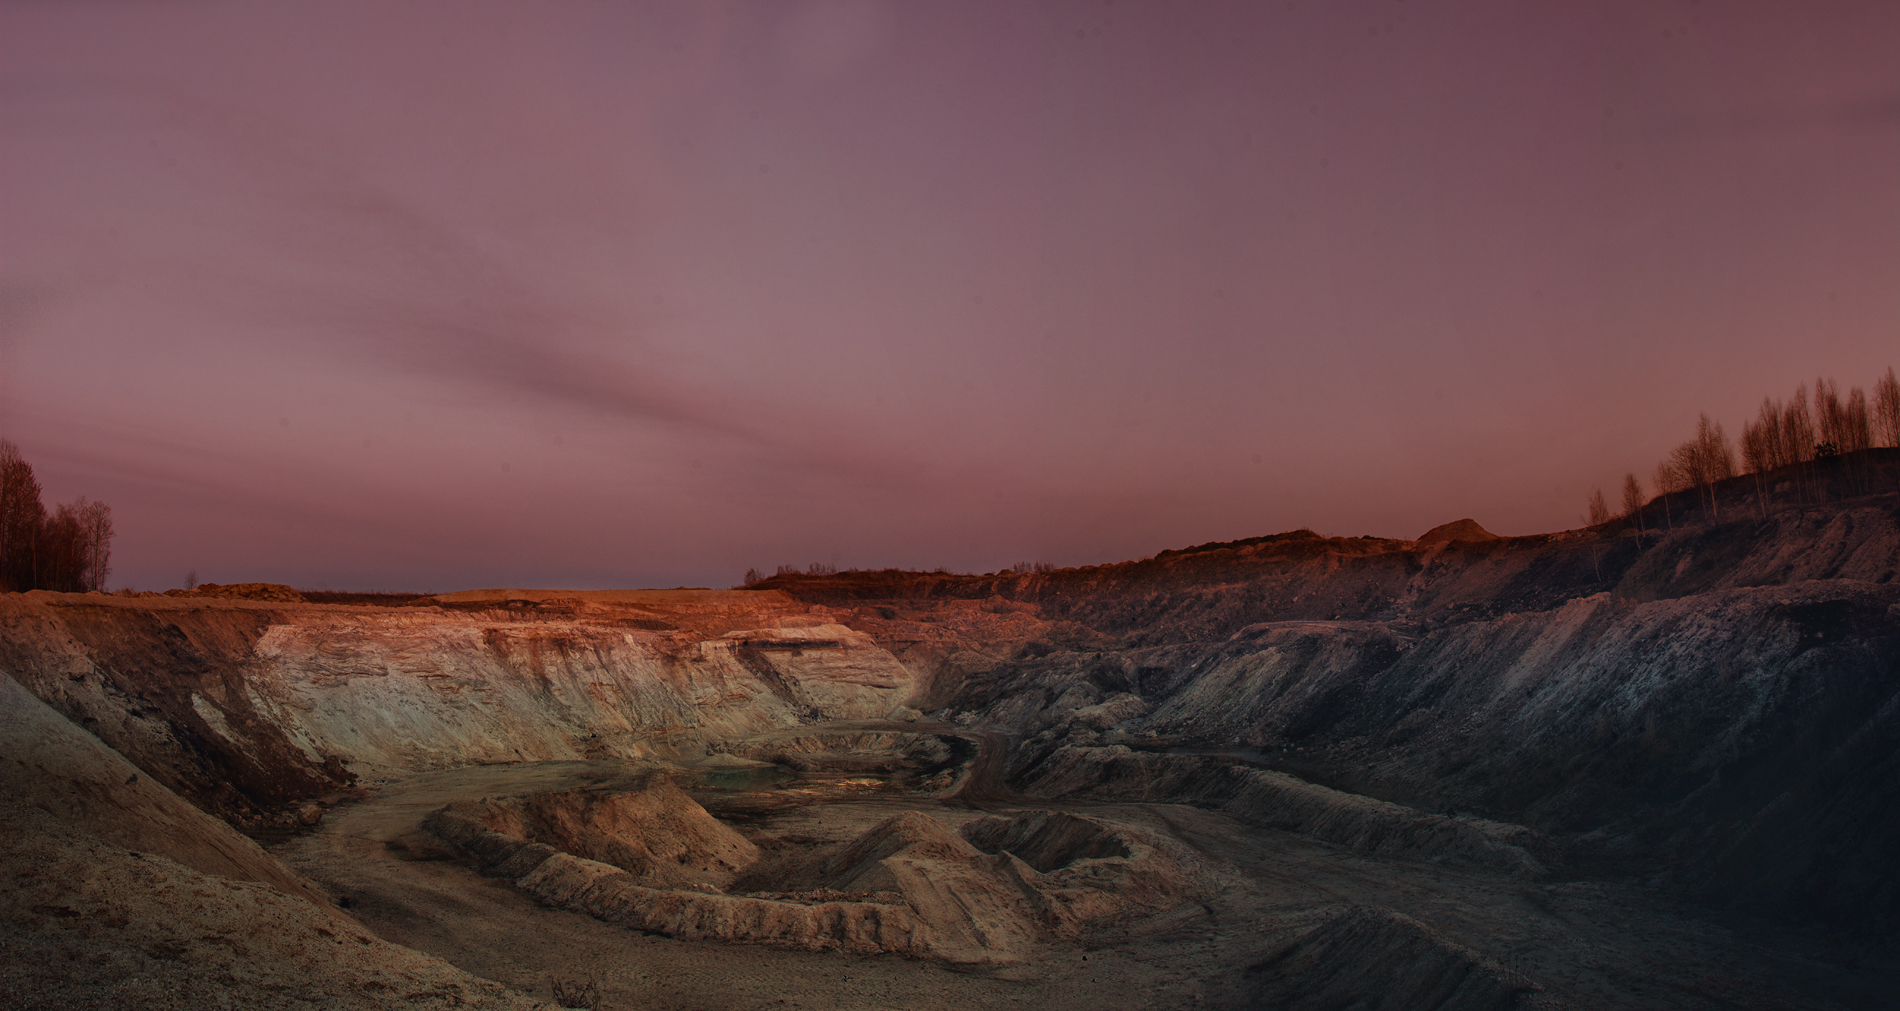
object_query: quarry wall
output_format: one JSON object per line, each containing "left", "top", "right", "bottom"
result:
{"left": 2, "top": 473, "right": 1896, "bottom": 931}
{"left": 0, "top": 593, "right": 916, "bottom": 831}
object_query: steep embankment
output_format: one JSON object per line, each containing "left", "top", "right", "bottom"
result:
{"left": 758, "top": 480, "right": 1900, "bottom": 929}
{"left": 0, "top": 658, "right": 544, "bottom": 1010}
{"left": 0, "top": 590, "right": 917, "bottom": 831}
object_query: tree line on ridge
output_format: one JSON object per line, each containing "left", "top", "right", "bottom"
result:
{"left": 0, "top": 439, "right": 114, "bottom": 593}
{"left": 1587, "top": 367, "right": 1900, "bottom": 529}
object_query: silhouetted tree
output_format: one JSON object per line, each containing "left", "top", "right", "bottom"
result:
{"left": 1657, "top": 413, "right": 1734, "bottom": 521}
{"left": 1653, "top": 460, "right": 1681, "bottom": 530}
{"left": 38, "top": 503, "right": 86, "bottom": 592}
{"left": 0, "top": 442, "right": 115, "bottom": 592}
{"left": 1783, "top": 383, "right": 1817, "bottom": 463}
{"left": 1586, "top": 489, "right": 1611, "bottom": 526}
{"left": 0, "top": 440, "right": 47, "bottom": 592}
{"left": 1875, "top": 367, "right": 1900, "bottom": 448}
{"left": 1816, "top": 377, "right": 1837, "bottom": 446}
{"left": 1812, "top": 377, "right": 1870, "bottom": 454}
{"left": 1621, "top": 473, "right": 1645, "bottom": 535}
{"left": 1843, "top": 386, "right": 1872, "bottom": 453}
{"left": 1741, "top": 398, "right": 1784, "bottom": 474}
{"left": 80, "top": 499, "right": 113, "bottom": 591}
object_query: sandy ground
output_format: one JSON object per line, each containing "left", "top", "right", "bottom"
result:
{"left": 0, "top": 803, "right": 542, "bottom": 1011}
{"left": 269, "top": 723, "right": 1900, "bottom": 1011}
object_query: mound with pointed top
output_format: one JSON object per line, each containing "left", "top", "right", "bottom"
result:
{"left": 1414, "top": 518, "right": 1500, "bottom": 547}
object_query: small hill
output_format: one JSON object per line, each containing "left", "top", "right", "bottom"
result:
{"left": 1414, "top": 519, "right": 1499, "bottom": 548}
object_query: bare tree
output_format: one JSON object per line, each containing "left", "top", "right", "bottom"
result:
{"left": 1699, "top": 413, "right": 1737, "bottom": 482}
{"left": 1741, "top": 397, "right": 1790, "bottom": 473}
{"left": 1816, "top": 376, "right": 1844, "bottom": 453}
{"left": 1783, "top": 383, "right": 1817, "bottom": 462}
{"left": 1653, "top": 460, "right": 1681, "bottom": 530}
{"left": 1739, "top": 401, "right": 1784, "bottom": 518}
{"left": 1621, "top": 473, "right": 1645, "bottom": 535}
{"left": 40, "top": 502, "right": 86, "bottom": 592}
{"left": 1694, "top": 414, "right": 1733, "bottom": 517}
{"left": 1763, "top": 398, "right": 1789, "bottom": 469}
{"left": 1656, "top": 413, "right": 1735, "bottom": 522}
{"left": 1586, "top": 488, "right": 1611, "bottom": 526}
{"left": 1843, "top": 386, "right": 1872, "bottom": 453}
{"left": 81, "top": 499, "right": 113, "bottom": 591}
{"left": 1875, "top": 367, "right": 1900, "bottom": 448}
{"left": 0, "top": 440, "right": 47, "bottom": 592}
{"left": 43, "top": 497, "right": 113, "bottom": 592}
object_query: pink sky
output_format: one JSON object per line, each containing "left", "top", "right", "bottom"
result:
{"left": 3, "top": 0, "right": 1896, "bottom": 591}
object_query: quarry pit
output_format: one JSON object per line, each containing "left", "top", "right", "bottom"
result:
{"left": 5, "top": 468, "right": 1900, "bottom": 1010}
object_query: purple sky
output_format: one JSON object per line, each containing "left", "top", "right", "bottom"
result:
{"left": 3, "top": 1, "right": 1896, "bottom": 591}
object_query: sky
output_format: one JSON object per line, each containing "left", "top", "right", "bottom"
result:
{"left": 3, "top": 0, "right": 1896, "bottom": 592}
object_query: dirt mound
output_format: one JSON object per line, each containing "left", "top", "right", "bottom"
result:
{"left": 426, "top": 800, "right": 1203, "bottom": 964}
{"left": 425, "top": 805, "right": 932, "bottom": 956}
{"left": 819, "top": 810, "right": 988, "bottom": 889}
{"left": 1246, "top": 905, "right": 1526, "bottom": 1010}
{"left": 0, "top": 803, "right": 538, "bottom": 1010}
{"left": 440, "top": 778, "right": 759, "bottom": 890}
{"left": 1415, "top": 518, "right": 1500, "bottom": 547}
{"left": 165, "top": 582, "right": 308, "bottom": 602}
{"left": 961, "top": 810, "right": 1131, "bottom": 872}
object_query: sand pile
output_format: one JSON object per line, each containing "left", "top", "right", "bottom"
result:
{"left": 438, "top": 776, "right": 759, "bottom": 890}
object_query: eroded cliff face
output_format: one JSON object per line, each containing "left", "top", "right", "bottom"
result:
{"left": 0, "top": 589, "right": 916, "bottom": 831}
{"left": 741, "top": 480, "right": 1900, "bottom": 929}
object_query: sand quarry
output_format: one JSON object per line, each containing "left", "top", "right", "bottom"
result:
{"left": 6, "top": 477, "right": 1900, "bottom": 1009}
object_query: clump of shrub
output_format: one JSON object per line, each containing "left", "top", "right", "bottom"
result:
{"left": 549, "top": 974, "right": 601, "bottom": 1009}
